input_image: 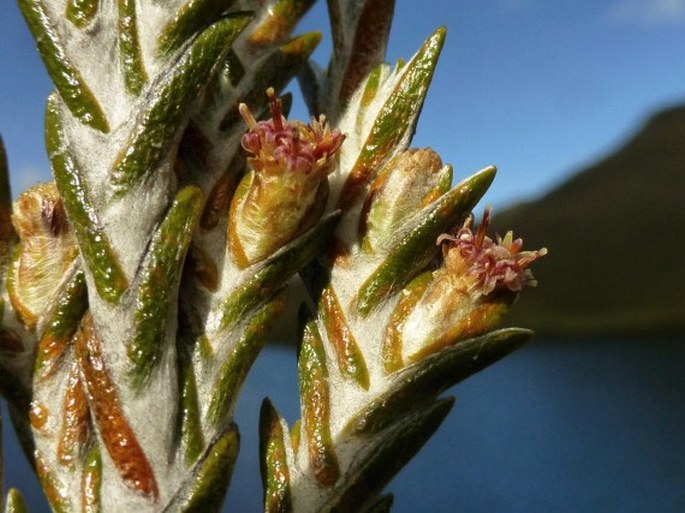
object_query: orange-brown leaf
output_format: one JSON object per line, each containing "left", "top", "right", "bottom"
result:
{"left": 57, "top": 362, "right": 90, "bottom": 467}
{"left": 320, "top": 287, "right": 369, "bottom": 390}
{"left": 77, "top": 312, "right": 159, "bottom": 501}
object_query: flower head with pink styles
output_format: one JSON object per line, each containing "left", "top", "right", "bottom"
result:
{"left": 229, "top": 89, "right": 345, "bottom": 267}
{"left": 239, "top": 88, "right": 344, "bottom": 178}
{"left": 438, "top": 207, "right": 547, "bottom": 296}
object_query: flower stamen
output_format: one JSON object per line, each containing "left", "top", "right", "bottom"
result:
{"left": 439, "top": 207, "right": 547, "bottom": 296}
{"left": 238, "top": 89, "right": 345, "bottom": 178}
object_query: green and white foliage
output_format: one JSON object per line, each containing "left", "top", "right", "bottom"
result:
{"left": 260, "top": 3, "right": 545, "bottom": 511}
{"left": 0, "top": 1, "right": 545, "bottom": 511}
{"left": 2, "top": 0, "right": 333, "bottom": 510}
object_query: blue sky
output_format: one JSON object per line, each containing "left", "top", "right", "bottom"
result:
{"left": 0, "top": 0, "right": 685, "bottom": 206}
{"left": 1, "top": 0, "right": 685, "bottom": 208}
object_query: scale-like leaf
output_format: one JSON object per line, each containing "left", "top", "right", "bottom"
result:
{"left": 355, "top": 166, "right": 495, "bottom": 316}
{"left": 35, "top": 270, "right": 87, "bottom": 379}
{"left": 338, "top": 27, "right": 446, "bottom": 207}
{"left": 219, "top": 212, "right": 339, "bottom": 329}
{"left": 129, "top": 185, "right": 203, "bottom": 388}
{"left": 345, "top": 328, "right": 531, "bottom": 437}
{"left": 299, "top": 320, "right": 339, "bottom": 485}
{"left": 111, "top": 13, "right": 252, "bottom": 193}
{"left": 46, "top": 96, "right": 128, "bottom": 303}
{"left": 208, "top": 291, "right": 288, "bottom": 425}
{"left": 18, "top": 0, "right": 109, "bottom": 132}
{"left": 164, "top": 425, "right": 239, "bottom": 513}
{"left": 328, "top": 398, "right": 453, "bottom": 512}
{"left": 117, "top": 0, "right": 147, "bottom": 95}
{"left": 4, "top": 488, "right": 29, "bottom": 513}
{"left": 77, "top": 313, "right": 159, "bottom": 501}
{"left": 247, "top": 0, "right": 316, "bottom": 50}
{"left": 158, "top": 0, "right": 239, "bottom": 55}
{"left": 260, "top": 399, "right": 293, "bottom": 513}
{"left": 65, "top": 0, "right": 98, "bottom": 28}
{"left": 81, "top": 445, "right": 102, "bottom": 513}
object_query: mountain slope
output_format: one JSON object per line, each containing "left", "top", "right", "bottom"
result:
{"left": 493, "top": 104, "right": 685, "bottom": 337}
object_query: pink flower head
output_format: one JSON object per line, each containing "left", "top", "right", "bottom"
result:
{"left": 239, "top": 88, "right": 344, "bottom": 178}
{"left": 438, "top": 207, "right": 547, "bottom": 296}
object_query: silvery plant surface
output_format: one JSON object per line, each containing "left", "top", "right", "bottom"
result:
{"left": 0, "top": 1, "right": 546, "bottom": 512}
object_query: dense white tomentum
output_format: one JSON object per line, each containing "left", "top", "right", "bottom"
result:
{"left": 0, "top": 2, "right": 545, "bottom": 512}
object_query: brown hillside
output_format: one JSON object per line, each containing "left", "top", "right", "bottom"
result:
{"left": 493, "top": 104, "right": 685, "bottom": 337}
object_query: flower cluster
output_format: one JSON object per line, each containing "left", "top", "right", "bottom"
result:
{"left": 439, "top": 207, "right": 547, "bottom": 296}
{"left": 229, "top": 89, "right": 345, "bottom": 267}
{"left": 239, "top": 87, "right": 344, "bottom": 178}
{"left": 9, "top": 183, "right": 77, "bottom": 329}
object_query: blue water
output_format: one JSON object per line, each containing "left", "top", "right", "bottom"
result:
{"left": 4, "top": 337, "right": 685, "bottom": 512}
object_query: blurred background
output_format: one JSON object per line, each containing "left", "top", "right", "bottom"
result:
{"left": 1, "top": 0, "right": 684, "bottom": 511}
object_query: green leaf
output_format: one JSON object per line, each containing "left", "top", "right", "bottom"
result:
{"left": 18, "top": 0, "right": 109, "bottom": 132}
{"left": 81, "top": 445, "right": 102, "bottom": 513}
{"left": 158, "top": 0, "right": 240, "bottom": 55}
{"left": 345, "top": 328, "right": 531, "bottom": 437}
{"left": 260, "top": 399, "right": 293, "bottom": 513}
{"left": 168, "top": 425, "right": 240, "bottom": 513}
{"left": 358, "top": 65, "right": 383, "bottom": 112}
{"left": 329, "top": 399, "right": 454, "bottom": 512}
{"left": 46, "top": 95, "right": 128, "bottom": 303}
{"left": 208, "top": 290, "right": 288, "bottom": 425}
{"left": 320, "top": 287, "right": 370, "bottom": 390}
{"left": 355, "top": 166, "right": 495, "bottom": 316}
{"left": 179, "top": 353, "right": 205, "bottom": 466}
{"left": 4, "top": 488, "right": 29, "bottom": 513}
{"left": 65, "top": 0, "right": 99, "bottom": 28}
{"left": 111, "top": 13, "right": 252, "bottom": 194}
{"left": 118, "top": 0, "right": 148, "bottom": 95}
{"left": 246, "top": 0, "right": 316, "bottom": 50}
{"left": 298, "top": 320, "right": 340, "bottom": 485}
{"left": 218, "top": 211, "right": 339, "bottom": 330}
{"left": 36, "top": 453, "right": 73, "bottom": 513}
{"left": 338, "top": 27, "right": 446, "bottom": 208}
{"left": 129, "top": 185, "right": 203, "bottom": 389}
{"left": 35, "top": 269, "right": 88, "bottom": 379}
